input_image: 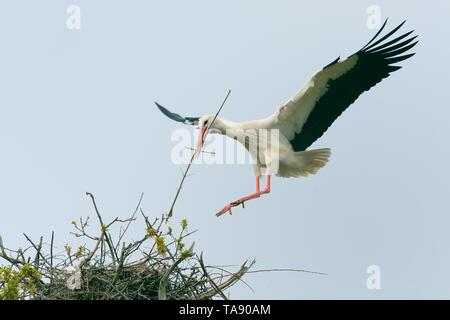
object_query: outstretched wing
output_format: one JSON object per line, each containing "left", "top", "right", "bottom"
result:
{"left": 271, "top": 19, "right": 418, "bottom": 151}
{"left": 154, "top": 102, "right": 200, "bottom": 125}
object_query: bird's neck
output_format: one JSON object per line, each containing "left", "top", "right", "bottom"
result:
{"left": 210, "top": 118, "right": 238, "bottom": 134}
{"left": 212, "top": 117, "right": 271, "bottom": 135}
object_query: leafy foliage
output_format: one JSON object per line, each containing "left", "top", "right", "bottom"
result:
{"left": 0, "top": 264, "right": 41, "bottom": 300}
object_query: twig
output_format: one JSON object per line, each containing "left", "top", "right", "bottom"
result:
{"left": 50, "top": 231, "right": 54, "bottom": 283}
{"left": 198, "top": 253, "right": 228, "bottom": 300}
{"left": 198, "top": 259, "right": 254, "bottom": 300}
{"left": 0, "top": 236, "right": 24, "bottom": 265}
{"left": 23, "top": 234, "right": 51, "bottom": 268}
{"left": 86, "top": 192, "right": 118, "bottom": 266}
{"left": 158, "top": 243, "right": 195, "bottom": 300}
{"left": 34, "top": 236, "right": 43, "bottom": 268}
{"left": 116, "top": 193, "right": 144, "bottom": 250}
{"left": 79, "top": 232, "right": 104, "bottom": 269}
{"left": 247, "top": 268, "right": 327, "bottom": 276}
{"left": 184, "top": 147, "right": 216, "bottom": 155}
{"left": 167, "top": 89, "right": 231, "bottom": 217}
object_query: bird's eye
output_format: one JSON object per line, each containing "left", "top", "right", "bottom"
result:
{"left": 204, "top": 120, "right": 209, "bottom": 126}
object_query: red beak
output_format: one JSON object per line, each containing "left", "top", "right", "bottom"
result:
{"left": 194, "top": 127, "right": 208, "bottom": 158}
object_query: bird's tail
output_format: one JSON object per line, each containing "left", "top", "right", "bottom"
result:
{"left": 277, "top": 148, "right": 331, "bottom": 178}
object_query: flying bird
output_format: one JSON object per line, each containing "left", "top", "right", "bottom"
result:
{"left": 155, "top": 19, "right": 418, "bottom": 217}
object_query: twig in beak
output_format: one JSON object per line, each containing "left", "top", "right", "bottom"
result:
{"left": 166, "top": 90, "right": 231, "bottom": 217}
{"left": 184, "top": 147, "right": 216, "bottom": 156}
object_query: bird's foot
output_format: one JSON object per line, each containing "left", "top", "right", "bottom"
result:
{"left": 215, "top": 194, "right": 260, "bottom": 217}
{"left": 215, "top": 202, "right": 238, "bottom": 217}
{"left": 215, "top": 176, "right": 271, "bottom": 217}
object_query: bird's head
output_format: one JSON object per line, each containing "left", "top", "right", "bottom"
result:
{"left": 195, "top": 115, "right": 225, "bottom": 158}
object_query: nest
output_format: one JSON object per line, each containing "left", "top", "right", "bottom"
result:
{"left": 0, "top": 193, "right": 253, "bottom": 300}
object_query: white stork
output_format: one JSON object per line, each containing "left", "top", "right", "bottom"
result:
{"left": 155, "top": 19, "right": 418, "bottom": 217}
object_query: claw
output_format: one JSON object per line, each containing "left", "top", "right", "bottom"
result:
{"left": 216, "top": 199, "right": 245, "bottom": 217}
{"left": 216, "top": 204, "right": 233, "bottom": 217}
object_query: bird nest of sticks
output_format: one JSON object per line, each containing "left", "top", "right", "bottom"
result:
{"left": 0, "top": 192, "right": 253, "bottom": 300}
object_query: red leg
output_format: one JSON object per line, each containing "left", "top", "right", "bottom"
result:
{"left": 216, "top": 175, "right": 271, "bottom": 217}
{"left": 261, "top": 175, "right": 270, "bottom": 194}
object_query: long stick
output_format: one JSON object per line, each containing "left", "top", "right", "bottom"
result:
{"left": 167, "top": 90, "right": 231, "bottom": 217}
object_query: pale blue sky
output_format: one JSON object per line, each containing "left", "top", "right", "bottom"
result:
{"left": 1, "top": 1, "right": 449, "bottom": 299}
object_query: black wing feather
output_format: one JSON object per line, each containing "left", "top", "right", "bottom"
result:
{"left": 154, "top": 102, "right": 199, "bottom": 125}
{"left": 290, "top": 20, "right": 418, "bottom": 151}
